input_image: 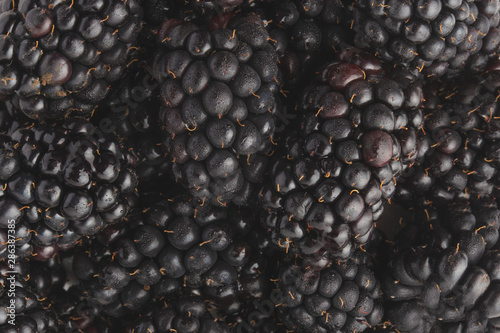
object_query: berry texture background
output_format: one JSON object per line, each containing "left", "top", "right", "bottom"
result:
{"left": 0, "top": 1, "right": 500, "bottom": 332}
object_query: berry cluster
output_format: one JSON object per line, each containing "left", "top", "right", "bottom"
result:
{"left": 1, "top": 1, "right": 500, "bottom": 332}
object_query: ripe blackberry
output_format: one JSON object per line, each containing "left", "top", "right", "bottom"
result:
{"left": 381, "top": 199, "right": 500, "bottom": 332}
{"left": 72, "top": 196, "right": 275, "bottom": 318}
{"left": 394, "top": 61, "right": 500, "bottom": 206}
{"left": 150, "top": 16, "right": 282, "bottom": 206}
{"left": 350, "top": 0, "right": 500, "bottom": 78}
{"left": 276, "top": 251, "right": 384, "bottom": 333}
{"left": 260, "top": 48, "right": 423, "bottom": 260}
{"left": 0, "top": 0, "right": 143, "bottom": 120}
{"left": 0, "top": 107, "right": 138, "bottom": 260}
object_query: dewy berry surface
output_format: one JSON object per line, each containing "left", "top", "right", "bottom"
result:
{"left": 1, "top": 1, "right": 500, "bottom": 332}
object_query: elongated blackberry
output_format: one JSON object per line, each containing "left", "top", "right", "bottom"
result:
{"left": 381, "top": 199, "right": 500, "bottom": 332}
{"left": 0, "top": 106, "right": 138, "bottom": 260}
{"left": 350, "top": 0, "right": 500, "bottom": 78}
{"left": 394, "top": 61, "right": 500, "bottom": 206}
{"left": 0, "top": 0, "right": 143, "bottom": 120}
{"left": 150, "top": 16, "right": 281, "bottom": 206}
{"left": 260, "top": 48, "right": 423, "bottom": 260}
{"left": 276, "top": 251, "right": 384, "bottom": 333}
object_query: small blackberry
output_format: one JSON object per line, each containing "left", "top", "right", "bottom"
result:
{"left": 72, "top": 196, "right": 275, "bottom": 318}
{"left": 394, "top": 61, "right": 500, "bottom": 206}
{"left": 350, "top": 0, "right": 500, "bottom": 78}
{"left": 226, "top": 294, "right": 286, "bottom": 333}
{"left": 92, "top": 62, "right": 174, "bottom": 192}
{"left": 276, "top": 251, "right": 384, "bottom": 333}
{"left": 0, "top": 104, "right": 138, "bottom": 260}
{"left": 49, "top": 286, "right": 99, "bottom": 332}
{"left": 124, "top": 294, "right": 232, "bottom": 333}
{"left": 260, "top": 48, "right": 423, "bottom": 260}
{"left": 381, "top": 199, "right": 500, "bottom": 332}
{"left": 150, "top": 16, "right": 282, "bottom": 206}
{"left": 268, "top": 0, "right": 354, "bottom": 89}
{"left": 0, "top": 0, "right": 143, "bottom": 120}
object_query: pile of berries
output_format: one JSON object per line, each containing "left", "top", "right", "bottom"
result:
{"left": 1, "top": 1, "right": 500, "bottom": 332}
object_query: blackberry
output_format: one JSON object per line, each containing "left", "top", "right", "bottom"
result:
{"left": 92, "top": 62, "right": 175, "bottom": 192}
{"left": 0, "top": 0, "right": 143, "bottom": 120}
{"left": 350, "top": 0, "right": 500, "bottom": 78}
{"left": 267, "top": 0, "right": 354, "bottom": 90}
{"left": 0, "top": 258, "right": 64, "bottom": 332}
{"left": 0, "top": 105, "right": 138, "bottom": 260}
{"left": 276, "top": 251, "right": 384, "bottom": 333}
{"left": 365, "top": 324, "right": 400, "bottom": 332}
{"left": 226, "top": 294, "right": 286, "bottom": 333}
{"left": 150, "top": 16, "right": 282, "bottom": 206}
{"left": 124, "top": 294, "right": 232, "bottom": 333}
{"left": 381, "top": 199, "right": 500, "bottom": 332}
{"left": 188, "top": 0, "right": 244, "bottom": 14}
{"left": 260, "top": 48, "right": 423, "bottom": 260}
{"left": 143, "top": 0, "right": 180, "bottom": 26}
{"left": 72, "top": 196, "right": 275, "bottom": 318}
{"left": 45, "top": 267, "right": 115, "bottom": 332}
{"left": 394, "top": 61, "right": 500, "bottom": 206}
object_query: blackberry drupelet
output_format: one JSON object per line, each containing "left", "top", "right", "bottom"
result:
{"left": 0, "top": 0, "right": 143, "bottom": 120}
{"left": 260, "top": 48, "right": 423, "bottom": 260}
{"left": 276, "top": 250, "right": 384, "bottom": 333}
{"left": 350, "top": 0, "right": 500, "bottom": 78}
{"left": 394, "top": 61, "right": 500, "bottom": 206}
{"left": 150, "top": 16, "right": 282, "bottom": 206}
{"left": 381, "top": 199, "right": 500, "bottom": 332}
{"left": 0, "top": 105, "right": 138, "bottom": 260}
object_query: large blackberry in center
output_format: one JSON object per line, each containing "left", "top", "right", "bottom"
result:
{"left": 260, "top": 48, "right": 423, "bottom": 260}
{"left": 150, "top": 16, "right": 282, "bottom": 206}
